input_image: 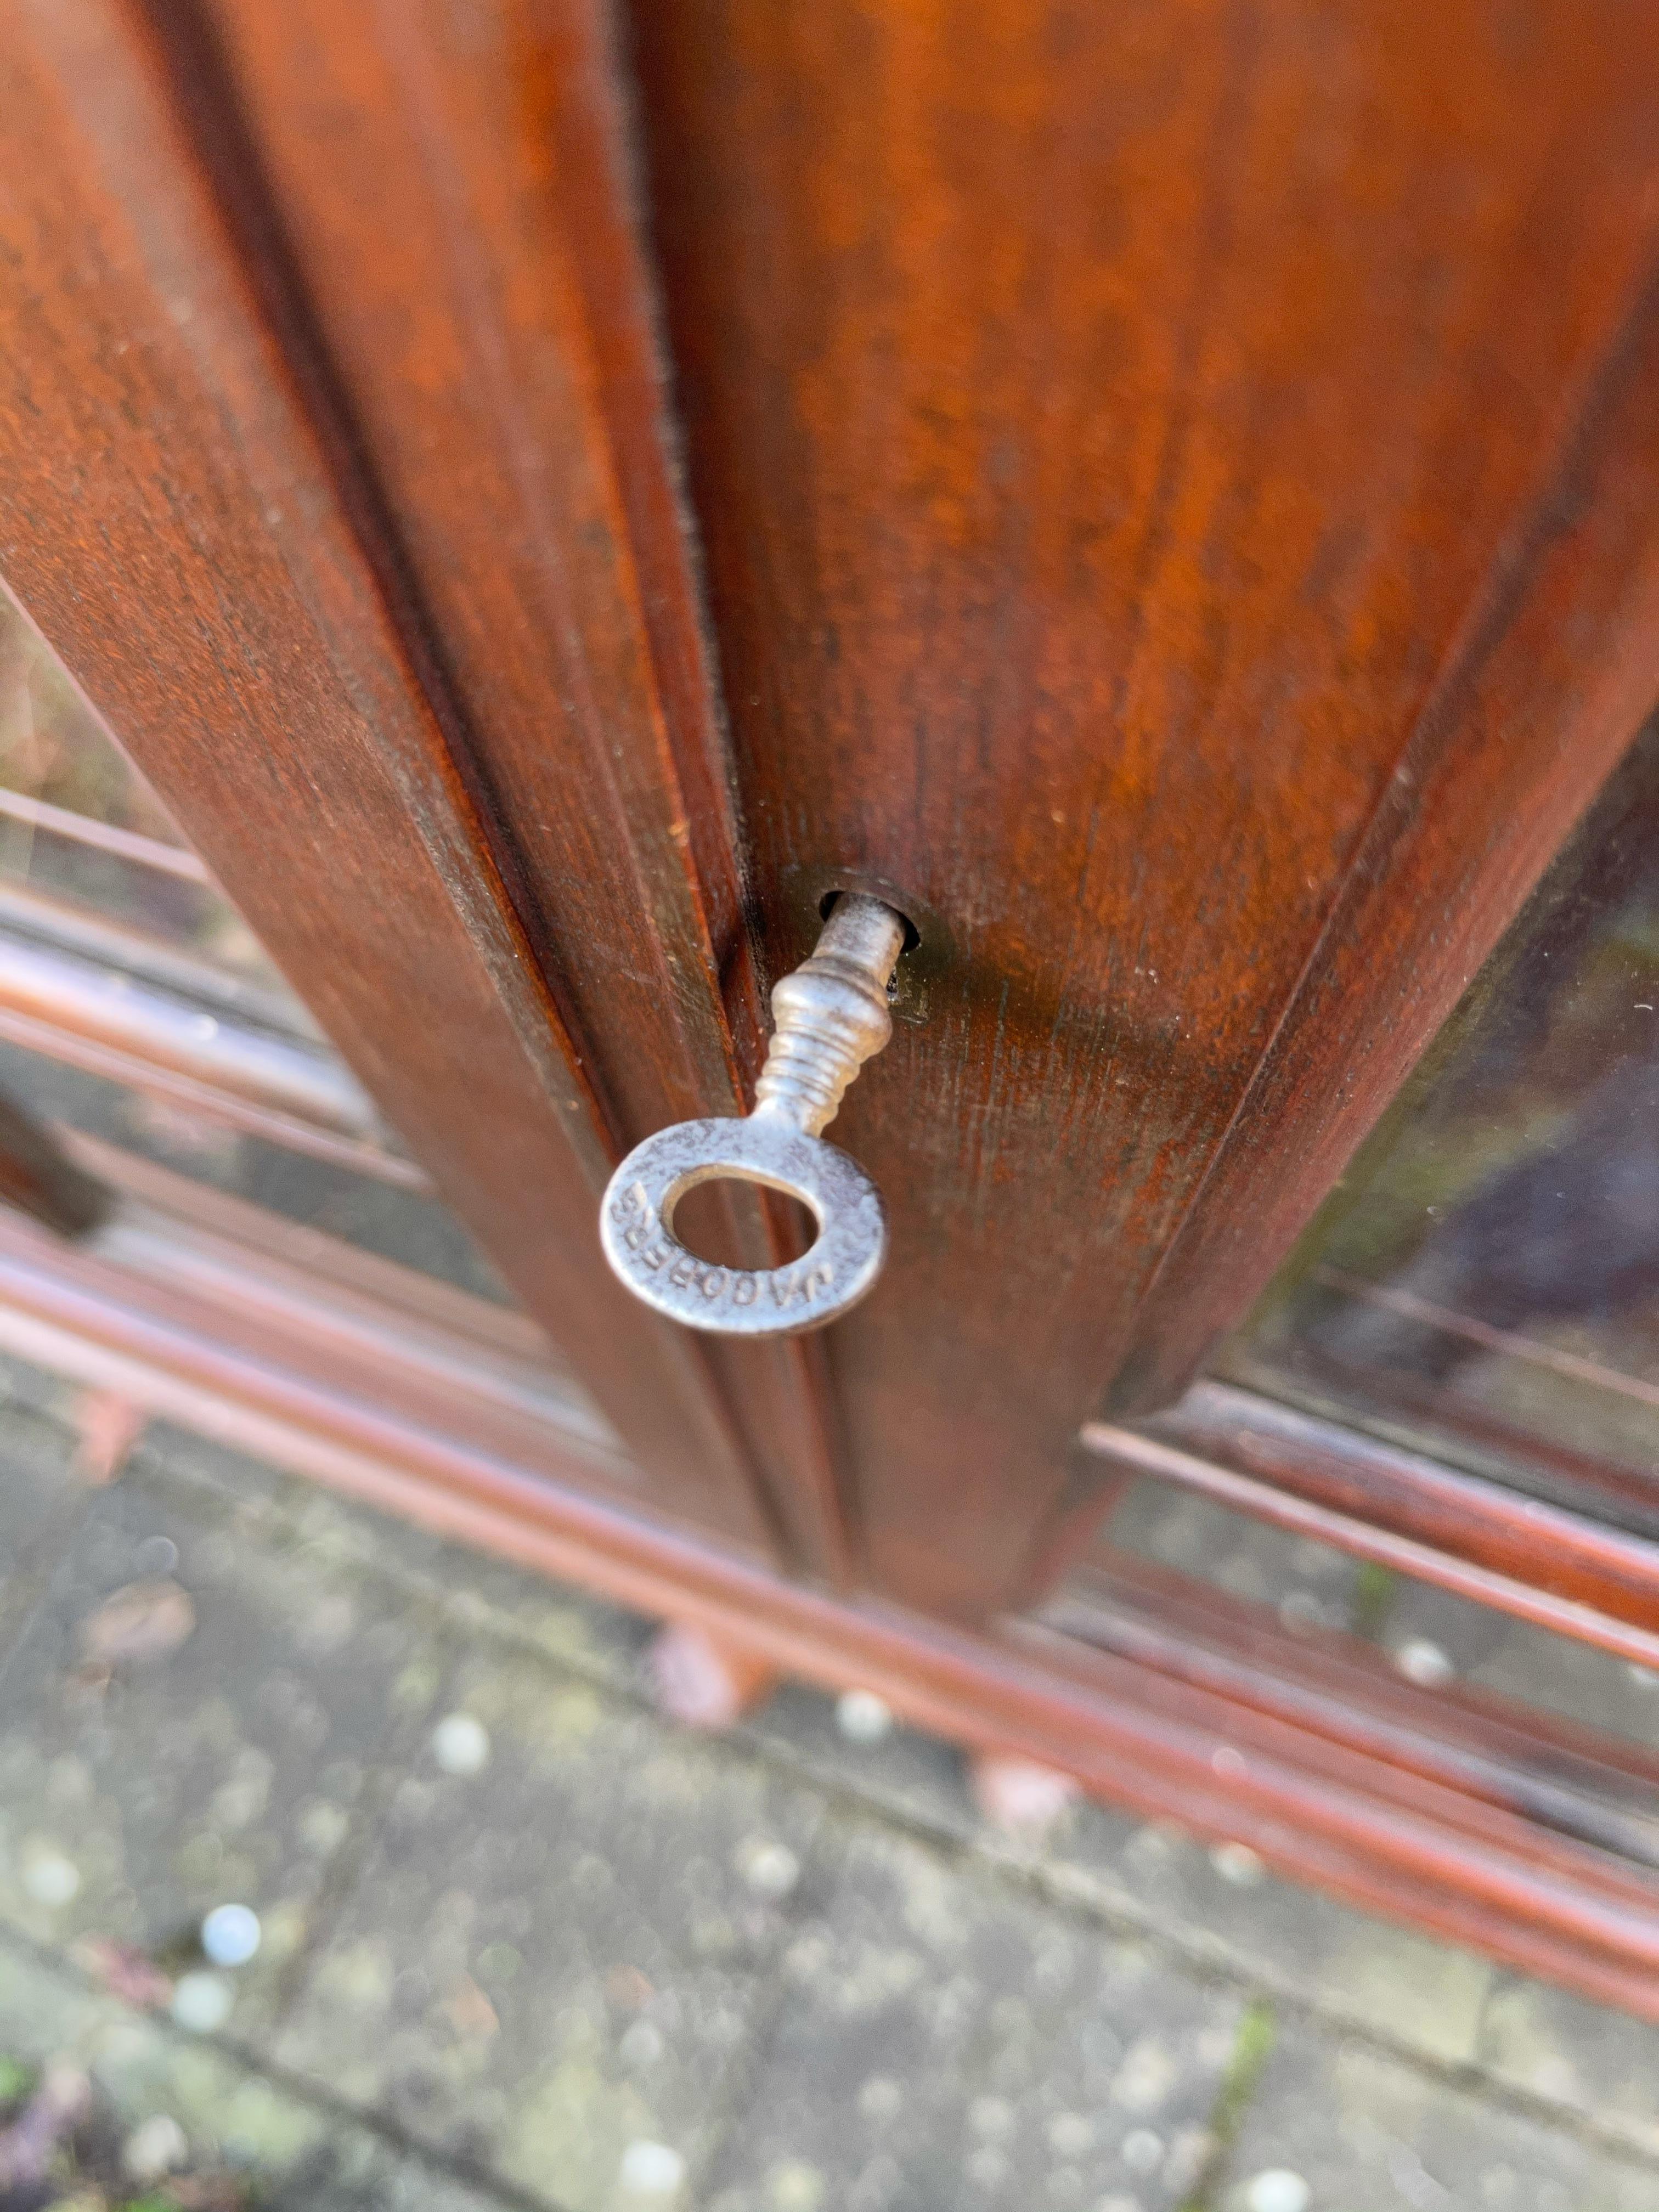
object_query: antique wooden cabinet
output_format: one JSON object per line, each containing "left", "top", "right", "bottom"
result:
{"left": 4, "top": 0, "right": 1659, "bottom": 2015}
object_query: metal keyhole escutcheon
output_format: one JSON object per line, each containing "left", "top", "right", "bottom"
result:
{"left": 600, "top": 894, "right": 906, "bottom": 1336}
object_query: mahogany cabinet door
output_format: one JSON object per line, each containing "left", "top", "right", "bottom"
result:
{"left": 7, "top": 0, "right": 1659, "bottom": 1621}
{"left": 0, "top": 0, "right": 793, "bottom": 1562}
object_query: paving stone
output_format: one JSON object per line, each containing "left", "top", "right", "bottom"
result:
{"left": 1216, "top": 2020, "right": 1659, "bottom": 2212}
{"left": 0, "top": 1455, "right": 452, "bottom": 2040}
{"left": 700, "top": 1823, "right": 1242, "bottom": 2212}
{"left": 146, "top": 1421, "right": 656, "bottom": 1696}
{"left": 0, "top": 1931, "right": 505, "bottom": 2210}
{"left": 742, "top": 1681, "right": 979, "bottom": 1840}
{"left": 1476, "top": 1975, "right": 1659, "bottom": 2155}
{"left": 0, "top": 1342, "right": 83, "bottom": 1427}
{"left": 1012, "top": 1799, "right": 1494, "bottom": 2066}
{"left": 276, "top": 1645, "right": 831, "bottom": 2211}
{"left": 0, "top": 1383, "right": 87, "bottom": 1661}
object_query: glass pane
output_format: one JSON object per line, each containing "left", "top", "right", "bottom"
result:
{"left": 0, "top": 1040, "right": 513, "bottom": 1305}
{"left": 1077, "top": 1476, "right": 1659, "bottom": 1771}
{"left": 1223, "top": 717, "right": 1659, "bottom": 1537}
{"left": 0, "top": 575, "right": 292, "bottom": 993}
{"left": 0, "top": 577, "right": 515, "bottom": 1311}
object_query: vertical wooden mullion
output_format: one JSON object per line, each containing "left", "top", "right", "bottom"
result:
{"left": 0, "top": 0, "right": 780, "bottom": 1553}
{"left": 177, "top": 0, "right": 855, "bottom": 1581}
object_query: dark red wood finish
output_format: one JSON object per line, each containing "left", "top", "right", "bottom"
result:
{"left": 629, "top": 0, "right": 1659, "bottom": 1613}
{"left": 7, "top": 0, "right": 1659, "bottom": 2017}
{"left": 0, "top": 0, "right": 776, "bottom": 1551}
{"left": 177, "top": 0, "right": 850, "bottom": 1581}
{"left": 1141, "top": 1383, "right": 1659, "bottom": 1637}
{"left": 1082, "top": 1414, "right": 1659, "bottom": 1671}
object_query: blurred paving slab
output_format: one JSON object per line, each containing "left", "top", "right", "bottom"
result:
{"left": 1047, "top": 1809, "right": 1496, "bottom": 2066}
{"left": 146, "top": 1423, "right": 661, "bottom": 1694}
{"left": 2, "top": 1369, "right": 1659, "bottom": 2208}
{"left": 742, "top": 1683, "right": 1497, "bottom": 2073}
{"left": 1107, "top": 1483, "right": 1365, "bottom": 1637}
{"left": 699, "top": 1824, "right": 1242, "bottom": 2212}
{"left": 1215, "top": 2021, "right": 1659, "bottom": 2212}
{"left": 0, "top": 1450, "right": 453, "bottom": 2041}
{"left": 274, "top": 1645, "right": 832, "bottom": 2211}
{"left": 0, "top": 1379, "right": 94, "bottom": 1659}
{"left": 1476, "top": 1974, "right": 1659, "bottom": 2156}
{"left": 1366, "top": 1571, "right": 1659, "bottom": 1752}
{"left": 0, "top": 1931, "right": 507, "bottom": 2211}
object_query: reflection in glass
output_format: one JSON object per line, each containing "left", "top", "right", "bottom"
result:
{"left": 1224, "top": 718, "right": 1659, "bottom": 1538}
{"left": 0, "top": 573, "right": 514, "bottom": 1306}
{"left": 0, "top": 575, "right": 294, "bottom": 990}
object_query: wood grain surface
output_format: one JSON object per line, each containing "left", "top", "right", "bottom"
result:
{"left": 1137, "top": 1381, "right": 1659, "bottom": 1637}
{"left": 630, "top": 0, "right": 1659, "bottom": 1611}
{"left": 11, "top": 0, "right": 1659, "bottom": 1628}
{"left": 0, "top": 0, "right": 778, "bottom": 1553}
{"left": 167, "top": 0, "right": 851, "bottom": 1580}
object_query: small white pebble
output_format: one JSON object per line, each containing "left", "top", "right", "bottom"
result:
{"left": 619, "top": 2020, "right": 664, "bottom": 2068}
{"left": 1393, "top": 1638, "right": 1454, "bottom": 1688}
{"left": 132, "top": 1536, "right": 179, "bottom": 1576}
{"left": 970, "top": 2096, "right": 1015, "bottom": 2140}
{"left": 618, "top": 2139, "right": 685, "bottom": 2197}
{"left": 171, "top": 1970, "right": 234, "bottom": 2033}
{"left": 739, "top": 1838, "right": 800, "bottom": 1900}
{"left": 1246, "top": 2170, "right": 1312, "bottom": 2212}
{"left": 298, "top": 1801, "right": 351, "bottom": 1855}
{"left": 1121, "top": 2130, "right": 1163, "bottom": 2176}
{"left": 1210, "top": 1841, "right": 1266, "bottom": 1887}
{"left": 22, "top": 1852, "right": 81, "bottom": 1906}
{"left": 858, "top": 2076, "right": 902, "bottom": 2119}
{"left": 767, "top": 2160, "right": 827, "bottom": 2211}
{"left": 836, "top": 1689, "right": 895, "bottom": 1744}
{"left": 201, "top": 1902, "right": 261, "bottom": 1966}
{"left": 1049, "top": 2113, "right": 1093, "bottom": 2157}
{"left": 123, "top": 2112, "right": 189, "bottom": 2181}
{"left": 431, "top": 1712, "right": 490, "bottom": 1775}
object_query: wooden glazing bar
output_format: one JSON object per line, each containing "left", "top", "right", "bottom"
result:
{"left": 0, "top": 1151, "right": 1655, "bottom": 2015}
{"left": 0, "top": 0, "right": 778, "bottom": 1549}
{"left": 185, "top": 0, "right": 852, "bottom": 1583}
{"left": 1156, "top": 1381, "right": 1659, "bottom": 1624}
{"left": 1081, "top": 1412, "right": 1659, "bottom": 1670}
{"left": 629, "top": 0, "right": 1659, "bottom": 1616}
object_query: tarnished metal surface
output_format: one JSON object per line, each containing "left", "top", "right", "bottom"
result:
{"left": 600, "top": 894, "right": 905, "bottom": 1335}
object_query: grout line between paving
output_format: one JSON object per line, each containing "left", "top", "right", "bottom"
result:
{"left": 21, "top": 1420, "right": 1659, "bottom": 2185}
{"left": 0, "top": 1921, "right": 578, "bottom": 2212}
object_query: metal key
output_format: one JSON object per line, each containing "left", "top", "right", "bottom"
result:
{"left": 600, "top": 893, "right": 906, "bottom": 1336}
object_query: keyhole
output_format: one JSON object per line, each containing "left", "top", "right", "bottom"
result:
{"left": 670, "top": 1176, "right": 818, "bottom": 1269}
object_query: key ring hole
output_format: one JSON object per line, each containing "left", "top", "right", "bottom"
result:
{"left": 664, "top": 1169, "right": 822, "bottom": 1270}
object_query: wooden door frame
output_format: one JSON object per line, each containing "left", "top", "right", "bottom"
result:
{"left": 0, "top": 0, "right": 798, "bottom": 1558}
{"left": 5, "top": 0, "right": 1659, "bottom": 1626}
